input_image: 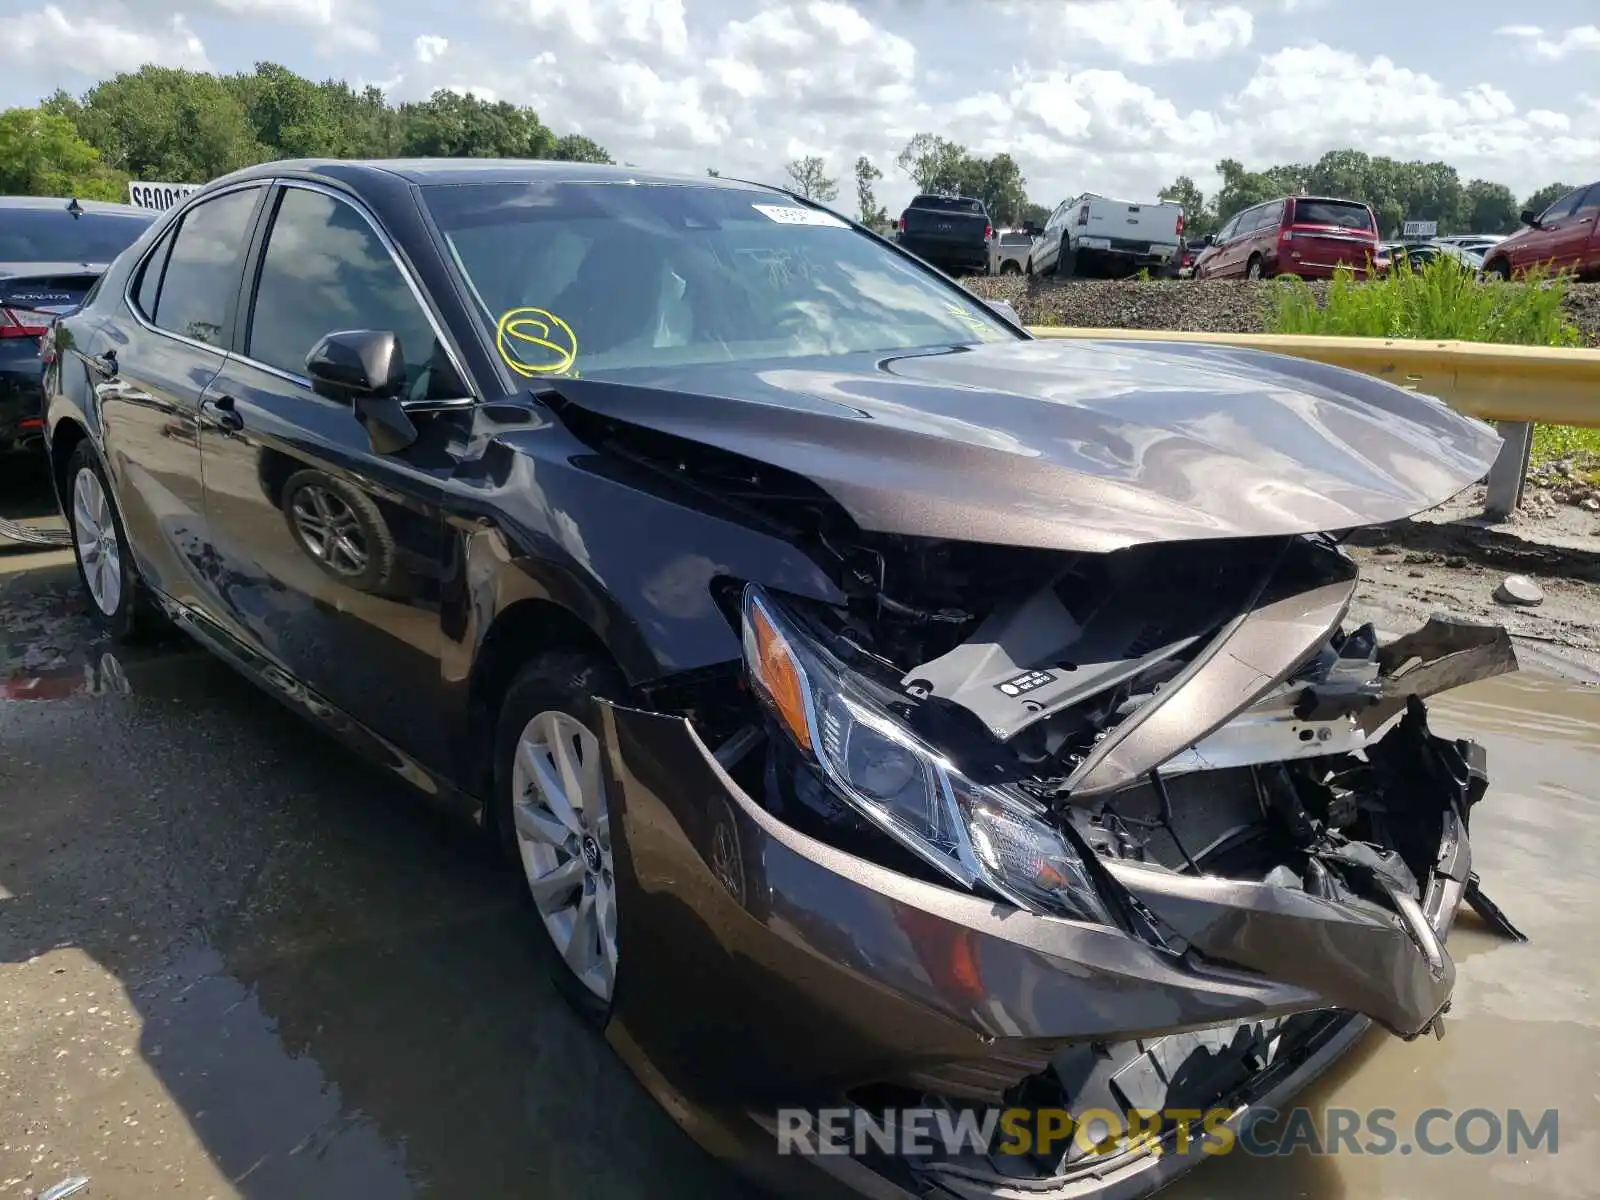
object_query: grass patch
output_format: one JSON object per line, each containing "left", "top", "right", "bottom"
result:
{"left": 1266, "top": 255, "right": 1582, "bottom": 346}
{"left": 1531, "top": 423, "right": 1600, "bottom": 469}
{"left": 1268, "top": 256, "right": 1589, "bottom": 476}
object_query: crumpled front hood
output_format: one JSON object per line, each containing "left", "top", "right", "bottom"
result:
{"left": 553, "top": 338, "right": 1502, "bottom": 553}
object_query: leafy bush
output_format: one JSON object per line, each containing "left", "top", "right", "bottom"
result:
{"left": 1267, "top": 254, "right": 1581, "bottom": 347}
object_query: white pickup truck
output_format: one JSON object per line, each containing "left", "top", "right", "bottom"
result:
{"left": 1036, "top": 193, "right": 1185, "bottom": 278}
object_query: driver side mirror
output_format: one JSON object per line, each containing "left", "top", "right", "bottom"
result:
{"left": 1200, "top": 234, "right": 1215, "bottom": 247}
{"left": 1519, "top": 209, "right": 1540, "bottom": 228}
{"left": 305, "top": 329, "right": 418, "bottom": 455}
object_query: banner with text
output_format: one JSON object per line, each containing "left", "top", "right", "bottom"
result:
{"left": 127, "top": 181, "right": 202, "bottom": 211}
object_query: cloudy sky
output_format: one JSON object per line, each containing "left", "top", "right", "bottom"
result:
{"left": 0, "top": 0, "right": 1597, "bottom": 215}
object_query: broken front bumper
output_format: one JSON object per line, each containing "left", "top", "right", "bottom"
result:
{"left": 591, "top": 640, "right": 1506, "bottom": 1200}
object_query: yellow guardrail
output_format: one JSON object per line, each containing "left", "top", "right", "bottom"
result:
{"left": 1025, "top": 327, "right": 1600, "bottom": 429}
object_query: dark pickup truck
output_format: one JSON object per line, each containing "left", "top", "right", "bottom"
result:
{"left": 896, "top": 194, "right": 992, "bottom": 275}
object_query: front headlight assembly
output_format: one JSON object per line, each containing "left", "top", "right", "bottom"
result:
{"left": 740, "top": 585, "right": 1113, "bottom": 925}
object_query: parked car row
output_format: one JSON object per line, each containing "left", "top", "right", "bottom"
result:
{"left": 1, "top": 196, "right": 156, "bottom": 458}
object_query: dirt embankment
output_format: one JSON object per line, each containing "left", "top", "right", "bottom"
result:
{"left": 964, "top": 276, "right": 1600, "bottom": 347}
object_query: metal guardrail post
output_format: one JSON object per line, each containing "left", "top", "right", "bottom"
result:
{"left": 1484, "top": 421, "right": 1534, "bottom": 521}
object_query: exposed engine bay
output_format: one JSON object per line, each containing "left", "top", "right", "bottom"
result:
{"left": 560, "top": 394, "right": 1528, "bottom": 1017}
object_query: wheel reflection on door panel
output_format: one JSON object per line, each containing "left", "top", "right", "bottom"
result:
{"left": 280, "top": 469, "right": 398, "bottom": 595}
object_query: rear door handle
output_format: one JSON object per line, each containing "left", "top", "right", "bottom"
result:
{"left": 202, "top": 393, "right": 244, "bottom": 433}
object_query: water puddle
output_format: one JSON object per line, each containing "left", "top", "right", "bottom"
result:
{"left": 1166, "top": 669, "right": 1600, "bottom": 1200}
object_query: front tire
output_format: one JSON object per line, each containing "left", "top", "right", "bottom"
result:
{"left": 493, "top": 649, "right": 627, "bottom": 1025}
{"left": 64, "top": 442, "right": 147, "bottom": 641}
{"left": 1488, "top": 258, "right": 1511, "bottom": 281}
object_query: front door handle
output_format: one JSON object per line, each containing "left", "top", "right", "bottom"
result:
{"left": 203, "top": 393, "right": 244, "bottom": 433}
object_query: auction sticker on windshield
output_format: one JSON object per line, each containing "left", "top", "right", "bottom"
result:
{"left": 752, "top": 204, "right": 850, "bottom": 229}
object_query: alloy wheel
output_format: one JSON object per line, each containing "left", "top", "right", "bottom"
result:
{"left": 510, "top": 709, "right": 618, "bottom": 1001}
{"left": 291, "top": 485, "right": 368, "bottom": 576}
{"left": 71, "top": 466, "right": 122, "bottom": 617}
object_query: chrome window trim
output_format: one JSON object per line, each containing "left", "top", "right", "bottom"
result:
{"left": 121, "top": 179, "right": 268, "bottom": 361}
{"left": 232, "top": 179, "right": 475, "bottom": 410}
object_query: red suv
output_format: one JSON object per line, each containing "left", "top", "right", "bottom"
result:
{"left": 1481, "top": 180, "right": 1600, "bottom": 281}
{"left": 1193, "top": 195, "right": 1380, "bottom": 280}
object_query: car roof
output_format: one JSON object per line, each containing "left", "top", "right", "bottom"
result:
{"left": 0, "top": 195, "right": 152, "bottom": 216}
{"left": 214, "top": 158, "right": 783, "bottom": 193}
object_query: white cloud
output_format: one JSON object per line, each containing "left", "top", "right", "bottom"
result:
{"left": 210, "top": 0, "right": 377, "bottom": 52}
{"left": 492, "top": 0, "right": 690, "bottom": 59}
{"left": 1496, "top": 23, "right": 1600, "bottom": 59}
{"left": 1049, "top": 0, "right": 1254, "bottom": 64}
{"left": 1, "top": 0, "right": 1596, "bottom": 226}
{"left": 0, "top": 5, "right": 210, "bottom": 77}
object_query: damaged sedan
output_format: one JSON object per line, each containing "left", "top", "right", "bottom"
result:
{"left": 41, "top": 159, "right": 1526, "bottom": 1200}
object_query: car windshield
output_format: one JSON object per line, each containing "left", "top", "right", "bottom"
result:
{"left": 424, "top": 181, "right": 1018, "bottom": 377}
{"left": 1291, "top": 200, "right": 1374, "bottom": 231}
{"left": 0, "top": 208, "right": 155, "bottom": 263}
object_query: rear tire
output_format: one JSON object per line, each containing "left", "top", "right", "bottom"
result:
{"left": 1246, "top": 255, "right": 1264, "bottom": 280}
{"left": 1000, "top": 260, "right": 1021, "bottom": 276}
{"left": 1059, "top": 243, "right": 1078, "bottom": 278}
{"left": 64, "top": 442, "right": 149, "bottom": 642}
{"left": 493, "top": 648, "right": 627, "bottom": 1027}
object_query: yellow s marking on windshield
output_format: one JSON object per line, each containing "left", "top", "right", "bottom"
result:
{"left": 495, "top": 307, "right": 578, "bottom": 377}
{"left": 945, "top": 303, "right": 990, "bottom": 335}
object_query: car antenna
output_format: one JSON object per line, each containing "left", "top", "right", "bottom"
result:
{"left": 66, "top": 197, "right": 84, "bottom": 220}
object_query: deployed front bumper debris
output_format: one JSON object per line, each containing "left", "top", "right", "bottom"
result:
{"left": 589, "top": 612, "right": 1523, "bottom": 1200}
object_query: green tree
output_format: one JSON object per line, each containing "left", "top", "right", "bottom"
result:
{"left": 1522, "top": 182, "right": 1573, "bottom": 219}
{"left": 227, "top": 63, "right": 350, "bottom": 158}
{"left": 1211, "top": 158, "right": 1281, "bottom": 225}
{"left": 0, "top": 106, "right": 127, "bottom": 200}
{"left": 70, "top": 66, "right": 264, "bottom": 181}
{"left": 1305, "top": 149, "right": 1371, "bottom": 201}
{"left": 853, "top": 155, "right": 887, "bottom": 226}
{"left": 1020, "top": 201, "right": 1050, "bottom": 228}
{"left": 397, "top": 90, "right": 555, "bottom": 158}
{"left": 952, "top": 152, "right": 1028, "bottom": 225}
{"left": 895, "top": 132, "right": 964, "bottom": 192}
{"left": 1158, "top": 174, "right": 1212, "bottom": 237}
{"left": 550, "top": 133, "right": 612, "bottom": 163}
{"left": 783, "top": 155, "right": 837, "bottom": 202}
{"left": 1460, "top": 179, "right": 1519, "bottom": 234}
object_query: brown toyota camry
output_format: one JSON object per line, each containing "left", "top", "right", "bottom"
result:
{"left": 41, "top": 158, "right": 1525, "bottom": 1200}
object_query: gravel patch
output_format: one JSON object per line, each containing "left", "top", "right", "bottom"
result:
{"left": 964, "top": 276, "right": 1600, "bottom": 347}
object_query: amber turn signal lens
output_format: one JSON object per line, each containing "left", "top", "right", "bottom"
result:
{"left": 749, "top": 600, "right": 812, "bottom": 750}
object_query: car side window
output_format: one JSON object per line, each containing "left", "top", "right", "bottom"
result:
{"left": 150, "top": 189, "right": 261, "bottom": 347}
{"left": 1541, "top": 189, "right": 1584, "bottom": 223}
{"left": 133, "top": 228, "right": 175, "bottom": 318}
{"left": 1575, "top": 184, "right": 1600, "bottom": 215}
{"left": 1215, "top": 216, "right": 1237, "bottom": 242}
{"left": 246, "top": 186, "right": 446, "bottom": 401}
{"left": 1241, "top": 207, "right": 1267, "bottom": 234}
{"left": 1260, "top": 200, "right": 1285, "bottom": 229}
